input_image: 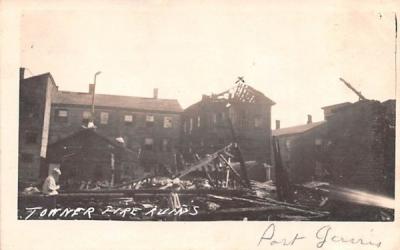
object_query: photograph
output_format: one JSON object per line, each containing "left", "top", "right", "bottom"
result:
{"left": 14, "top": 1, "right": 397, "bottom": 224}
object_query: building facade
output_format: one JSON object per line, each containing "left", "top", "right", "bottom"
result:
{"left": 19, "top": 70, "right": 58, "bottom": 184}
{"left": 19, "top": 69, "right": 182, "bottom": 185}
{"left": 49, "top": 86, "right": 182, "bottom": 176}
{"left": 272, "top": 118, "right": 327, "bottom": 184}
{"left": 273, "top": 100, "right": 395, "bottom": 197}
{"left": 180, "top": 82, "right": 275, "bottom": 181}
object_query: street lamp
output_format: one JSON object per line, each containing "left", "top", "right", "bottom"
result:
{"left": 90, "top": 71, "right": 102, "bottom": 122}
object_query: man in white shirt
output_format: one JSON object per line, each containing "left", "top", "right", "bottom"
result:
{"left": 42, "top": 168, "right": 61, "bottom": 195}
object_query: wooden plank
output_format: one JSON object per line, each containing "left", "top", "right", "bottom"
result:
{"left": 218, "top": 154, "right": 246, "bottom": 187}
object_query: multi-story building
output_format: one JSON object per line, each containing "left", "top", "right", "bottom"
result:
{"left": 19, "top": 69, "right": 58, "bottom": 185}
{"left": 49, "top": 85, "right": 182, "bottom": 174}
{"left": 19, "top": 69, "right": 182, "bottom": 185}
{"left": 180, "top": 81, "right": 275, "bottom": 181}
{"left": 273, "top": 100, "right": 395, "bottom": 197}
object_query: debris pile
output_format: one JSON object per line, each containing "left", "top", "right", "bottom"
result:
{"left": 18, "top": 140, "right": 394, "bottom": 221}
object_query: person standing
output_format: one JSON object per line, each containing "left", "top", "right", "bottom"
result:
{"left": 42, "top": 168, "right": 61, "bottom": 195}
{"left": 42, "top": 168, "right": 61, "bottom": 209}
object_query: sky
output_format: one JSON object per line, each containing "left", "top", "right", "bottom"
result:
{"left": 20, "top": 1, "right": 397, "bottom": 127}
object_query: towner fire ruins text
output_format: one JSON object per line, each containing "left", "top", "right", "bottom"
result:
{"left": 24, "top": 204, "right": 200, "bottom": 220}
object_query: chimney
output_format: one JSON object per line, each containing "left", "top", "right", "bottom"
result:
{"left": 19, "top": 68, "right": 25, "bottom": 80}
{"left": 275, "top": 120, "right": 280, "bottom": 129}
{"left": 153, "top": 88, "right": 158, "bottom": 99}
{"left": 307, "top": 114, "right": 312, "bottom": 124}
{"left": 89, "top": 84, "right": 95, "bottom": 95}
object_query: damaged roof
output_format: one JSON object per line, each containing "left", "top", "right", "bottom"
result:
{"left": 53, "top": 91, "right": 183, "bottom": 113}
{"left": 272, "top": 121, "right": 326, "bottom": 137}
{"left": 185, "top": 81, "right": 275, "bottom": 111}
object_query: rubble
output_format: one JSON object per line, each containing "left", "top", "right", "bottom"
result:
{"left": 18, "top": 136, "right": 394, "bottom": 221}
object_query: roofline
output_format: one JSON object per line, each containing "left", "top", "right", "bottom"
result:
{"left": 21, "top": 72, "right": 58, "bottom": 88}
{"left": 272, "top": 121, "right": 326, "bottom": 137}
{"left": 321, "top": 102, "right": 352, "bottom": 110}
{"left": 57, "top": 91, "right": 182, "bottom": 102}
{"left": 51, "top": 103, "right": 183, "bottom": 114}
{"left": 47, "top": 128, "right": 136, "bottom": 154}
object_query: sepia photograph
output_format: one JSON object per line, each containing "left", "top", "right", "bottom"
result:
{"left": 1, "top": 0, "right": 399, "bottom": 249}
{"left": 15, "top": 2, "right": 396, "bottom": 223}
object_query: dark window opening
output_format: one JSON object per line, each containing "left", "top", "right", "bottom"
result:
{"left": 238, "top": 110, "right": 248, "bottom": 129}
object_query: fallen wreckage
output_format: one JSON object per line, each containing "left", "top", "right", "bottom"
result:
{"left": 18, "top": 140, "right": 393, "bottom": 221}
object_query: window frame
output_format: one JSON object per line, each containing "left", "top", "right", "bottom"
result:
{"left": 55, "top": 109, "right": 69, "bottom": 122}
{"left": 100, "top": 112, "right": 109, "bottom": 125}
{"left": 163, "top": 116, "right": 173, "bottom": 128}
{"left": 146, "top": 114, "right": 155, "bottom": 128}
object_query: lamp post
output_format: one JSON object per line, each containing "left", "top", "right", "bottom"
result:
{"left": 91, "top": 71, "right": 102, "bottom": 122}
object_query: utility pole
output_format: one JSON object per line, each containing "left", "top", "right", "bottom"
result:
{"left": 91, "top": 71, "right": 102, "bottom": 122}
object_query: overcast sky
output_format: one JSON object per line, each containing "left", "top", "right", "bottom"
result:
{"left": 20, "top": 1, "right": 397, "bottom": 127}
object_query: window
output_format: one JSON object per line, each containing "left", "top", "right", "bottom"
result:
{"left": 315, "top": 138, "right": 322, "bottom": 146}
{"left": 100, "top": 112, "right": 109, "bottom": 124}
{"left": 197, "top": 116, "right": 201, "bottom": 128}
{"left": 189, "top": 118, "right": 193, "bottom": 133}
{"left": 124, "top": 114, "right": 135, "bottom": 125}
{"left": 21, "top": 153, "right": 33, "bottom": 163}
{"left": 55, "top": 109, "right": 68, "bottom": 122}
{"left": 163, "top": 116, "right": 173, "bottom": 128}
{"left": 183, "top": 121, "right": 187, "bottom": 134}
{"left": 254, "top": 116, "right": 262, "bottom": 128}
{"left": 238, "top": 110, "right": 248, "bottom": 129}
{"left": 161, "top": 138, "right": 171, "bottom": 152}
{"left": 146, "top": 115, "right": 154, "bottom": 127}
{"left": 285, "top": 139, "right": 292, "bottom": 150}
{"left": 82, "top": 111, "right": 91, "bottom": 124}
{"left": 216, "top": 112, "right": 224, "bottom": 126}
{"left": 25, "top": 132, "right": 38, "bottom": 144}
{"left": 144, "top": 138, "right": 154, "bottom": 151}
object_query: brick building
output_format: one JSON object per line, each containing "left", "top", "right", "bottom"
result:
{"left": 49, "top": 85, "right": 182, "bottom": 175}
{"left": 19, "top": 69, "right": 182, "bottom": 185}
{"left": 19, "top": 70, "right": 58, "bottom": 184}
{"left": 273, "top": 100, "right": 395, "bottom": 197}
{"left": 322, "top": 100, "right": 395, "bottom": 196}
{"left": 180, "top": 81, "right": 275, "bottom": 181}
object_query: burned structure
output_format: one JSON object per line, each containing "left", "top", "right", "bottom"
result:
{"left": 18, "top": 69, "right": 395, "bottom": 221}
{"left": 180, "top": 80, "right": 275, "bottom": 181}
{"left": 46, "top": 129, "right": 138, "bottom": 190}
{"left": 19, "top": 69, "right": 182, "bottom": 185}
{"left": 273, "top": 99, "right": 395, "bottom": 197}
